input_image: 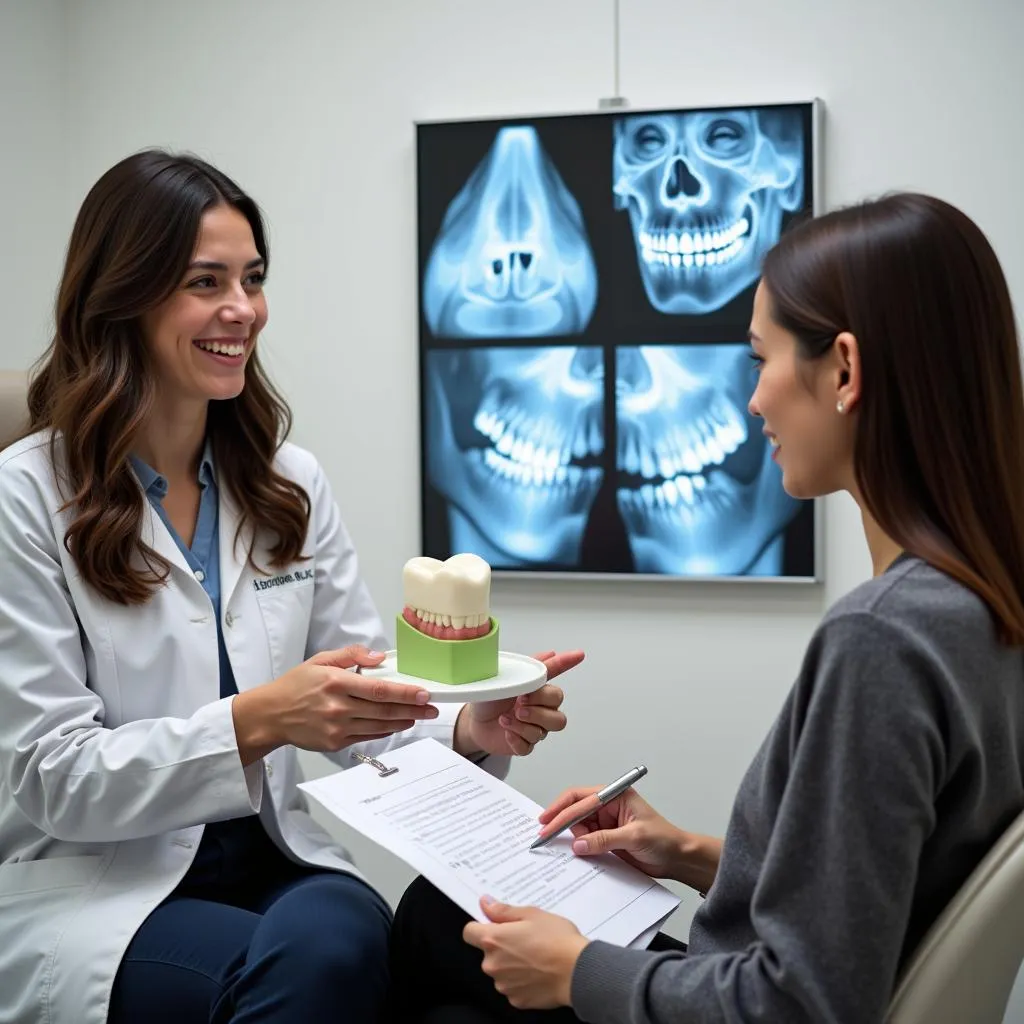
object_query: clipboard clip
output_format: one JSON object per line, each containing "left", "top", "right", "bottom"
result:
{"left": 352, "top": 752, "right": 399, "bottom": 778}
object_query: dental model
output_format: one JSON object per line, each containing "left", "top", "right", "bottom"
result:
{"left": 402, "top": 553, "right": 492, "bottom": 639}
{"left": 396, "top": 553, "right": 499, "bottom": 684}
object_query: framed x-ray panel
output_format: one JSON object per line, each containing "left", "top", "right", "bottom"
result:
{"left": 416, "top": 99, "right": 823, "bottom": 582}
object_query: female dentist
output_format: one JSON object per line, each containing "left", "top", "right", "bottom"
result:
{"left": 0, "top": 149, "right": 581, "bottom": 1024}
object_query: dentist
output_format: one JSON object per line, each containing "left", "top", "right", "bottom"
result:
{"left": 0, "top": 149, "right": 580, "bottom": 1024}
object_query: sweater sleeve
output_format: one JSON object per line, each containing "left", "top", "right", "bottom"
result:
{"left": 570, "top": 611, "right": 947, "bottom": 1023}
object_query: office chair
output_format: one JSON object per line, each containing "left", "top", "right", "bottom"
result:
{"left": 887, "top": 806, "right": 1024, "bottom": 1023}
{"left": 0, "top": 370, "right": 28, "bottom": 447}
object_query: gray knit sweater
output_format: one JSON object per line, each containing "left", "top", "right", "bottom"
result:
{"left": 571, "top": 554, "right": 1024, "bottom": 1022}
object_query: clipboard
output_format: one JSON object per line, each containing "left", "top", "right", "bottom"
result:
{"left": 351, "top": 751, "right": 399, "bottom": 777}
{"left": 300, "top": 739, "right": 680, "bottom": 949}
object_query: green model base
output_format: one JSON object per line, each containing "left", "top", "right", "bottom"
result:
{"left": 395, "top": 613, "right": 499, "bottom": 684}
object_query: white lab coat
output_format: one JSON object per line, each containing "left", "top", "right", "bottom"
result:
{"left": 0, "top": 431, "right": 507, "bottom": 1024}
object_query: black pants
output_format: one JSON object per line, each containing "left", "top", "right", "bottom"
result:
{"left": 386, "top": 876, "right": 686, "bottom": 1023}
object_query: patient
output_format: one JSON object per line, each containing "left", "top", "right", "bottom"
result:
{"left": 385, "top": 192, "right": 1024, "bottom": 1023}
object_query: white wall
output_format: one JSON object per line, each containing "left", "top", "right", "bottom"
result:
{"left": 0, "top": 0, "right": 68, "bottom": 370}
{"left": 12, "top": 0, "right": 1024, "bottom": 1017}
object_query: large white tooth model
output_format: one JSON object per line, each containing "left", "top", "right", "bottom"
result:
{"left": 397, "top": 553, "right": 499, "bottom": 683}
{"left": 401, "top": 553, "right": 491, "bottom": 639}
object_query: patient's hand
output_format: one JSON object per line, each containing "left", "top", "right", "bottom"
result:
{"left": 536, "top": 784, "right": 721, "bottom": 893}
{"left": 463, "top": 898, "right": 588, "bottom": 1010}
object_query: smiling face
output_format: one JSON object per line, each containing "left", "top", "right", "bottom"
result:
{"left": 142, "top": 204, "right": 267, "bottom": 411}
{"left": 747, "top": 281, "right": 855, "bottom": 499}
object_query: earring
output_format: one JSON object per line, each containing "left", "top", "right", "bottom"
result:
{"left": 837, "top": 400, "right": 845, "bottom": 413}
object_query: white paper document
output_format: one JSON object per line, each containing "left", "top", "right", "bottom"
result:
{"left": 299, "top": 738, "right": 679, "bottom": 948}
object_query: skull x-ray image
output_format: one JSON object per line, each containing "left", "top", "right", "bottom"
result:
{"left": 424, "top": 346, "right": 605, "bottom": 568}
{"left": 416, "top": 102, "right": 819, "bottom": 580}
{"left": 422, "top": 126, "right": 598, "bottom": 339}
{"left": 612, "top": 109, "right": 805, "bottom": 316}
{"left": 616, "top": 344, "right": 801, "bottom": 575}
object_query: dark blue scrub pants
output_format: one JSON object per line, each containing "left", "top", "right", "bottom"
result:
{"left": 107, "top": 818, "right": 392, "bottom": 1023}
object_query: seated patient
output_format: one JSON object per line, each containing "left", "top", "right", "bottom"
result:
{"left": 0, "top": 149, "right": 581, "bottom": 1024}
{"left": 386, "top": 192, "right": 1024, "bottom": 1024}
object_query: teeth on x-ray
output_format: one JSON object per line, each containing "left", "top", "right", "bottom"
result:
{"left": 473, "top": 398, "right": 603, "bottom": 489}
{"left": 619, "top": 398, "right": 747, "bottom": 485}
{"left": 617, "top": 347, "right": 750, "bottom": 523}
{"left": 613, "top": 109, "right": 804, "bottom": 315}
{"left": 423, "top": 126, "right": 598, "bottom": 338}
{"left": 614, "top": 344, "right": 799, "bottom": 576}
{"left": 426, "top": 347, "right": 605, "bottom": 568}
{"left": 639, "top": 216, "right": 751, "bottom": 270}
{"left": 472, "top": 346, "right": 604, "bottom": 491}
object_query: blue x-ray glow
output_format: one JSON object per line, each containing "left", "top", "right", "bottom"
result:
{"left": 425, "top": 346, "right": 605, "bottom": 567}
{"left": 613, "top": 109, "right": 805, "bottom": 315}
{"left": 616, "top": 344, "right": 800, "bottom": 575}
{"left": 423, "top": 127, "right": 598, "bottom": 338}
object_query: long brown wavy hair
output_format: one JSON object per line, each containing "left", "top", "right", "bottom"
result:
{"left": 20, "top": 149, "right": 310, "bottom": 605}
{"left": 761, "top": 192, "right": 1024, "bottom": 644}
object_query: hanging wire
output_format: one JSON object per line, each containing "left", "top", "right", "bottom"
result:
{"left": 599, "top": 0, "right": 627, "bottom": 107}
{"left": 613, "top": 0, "right": 621, "bottom": 98}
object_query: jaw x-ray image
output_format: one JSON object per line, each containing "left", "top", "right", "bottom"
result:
{"left": 423, "top": 346, "right": 605, "bottom": 568}
{"left": 422, "top": 126, "right": 598, "bottom": 339}
{"left": 616, "top": 344, "right": 801, "bottom": 576}
{"left": 612, "top": 108, "right": 805, "bottom": 316}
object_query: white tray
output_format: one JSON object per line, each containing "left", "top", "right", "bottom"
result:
{"left": 358, "top": 650, "right": 548, "bottom": 703}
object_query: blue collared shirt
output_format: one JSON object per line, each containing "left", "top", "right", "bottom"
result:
{"left": 131, "top": 445, "right": 279, "bottom": 889}
{"left": 130, "top": 444, "right": 236, "bottom": 699}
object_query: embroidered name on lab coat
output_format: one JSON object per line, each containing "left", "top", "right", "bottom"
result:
{"left": 252, "top": 568, "right": 315, "bottom": 592}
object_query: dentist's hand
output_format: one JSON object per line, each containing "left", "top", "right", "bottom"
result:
{"left": 232, "top": 645, "right": 439, "bottom": 764}
{"left": 454, "top": 649, "right": 583, "bottom": 758}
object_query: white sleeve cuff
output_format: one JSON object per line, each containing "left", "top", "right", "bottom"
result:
{"left": 242, "top": 758, "right": 264, "bottom": 810}
{"left": 215, "top": 696, "right": 263, "bottom": 813}
{"left": 419, "top": 700, "right": 462, "bottom": 747}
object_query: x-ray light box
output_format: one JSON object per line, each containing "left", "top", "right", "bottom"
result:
{"left": 416, "top": 99, "right": 823, "bottom": 582}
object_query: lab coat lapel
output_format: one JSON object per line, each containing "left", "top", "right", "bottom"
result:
{"left": 218, "top": 479, "right": 255, "bottom": 613}
{"left": 135, "top": 484, "right": 194, "bottom": 578}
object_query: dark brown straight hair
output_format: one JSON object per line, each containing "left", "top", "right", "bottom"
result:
{"left": 761, "top": 192, "right": 1024, "bottom": 645}
{"left": 19, "top": 149, "right": 310, "bottom": 604}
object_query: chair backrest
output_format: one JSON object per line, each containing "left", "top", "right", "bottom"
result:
{"left": 886, "top": 805, "right": 1024, "bottom": 1023}
{"left": 0, "top": 370, "right": 29, "bottom": 448}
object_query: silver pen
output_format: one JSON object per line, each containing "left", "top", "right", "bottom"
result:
{"left": 529, "top": 765, "right": 648, "bottom": 850}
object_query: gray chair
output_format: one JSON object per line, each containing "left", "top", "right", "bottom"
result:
{"left": 887, "top": 805, "right": 1024, "bottom": 1023}
{"left": 0, "top": 370, "right": 29, "bottom": 447}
